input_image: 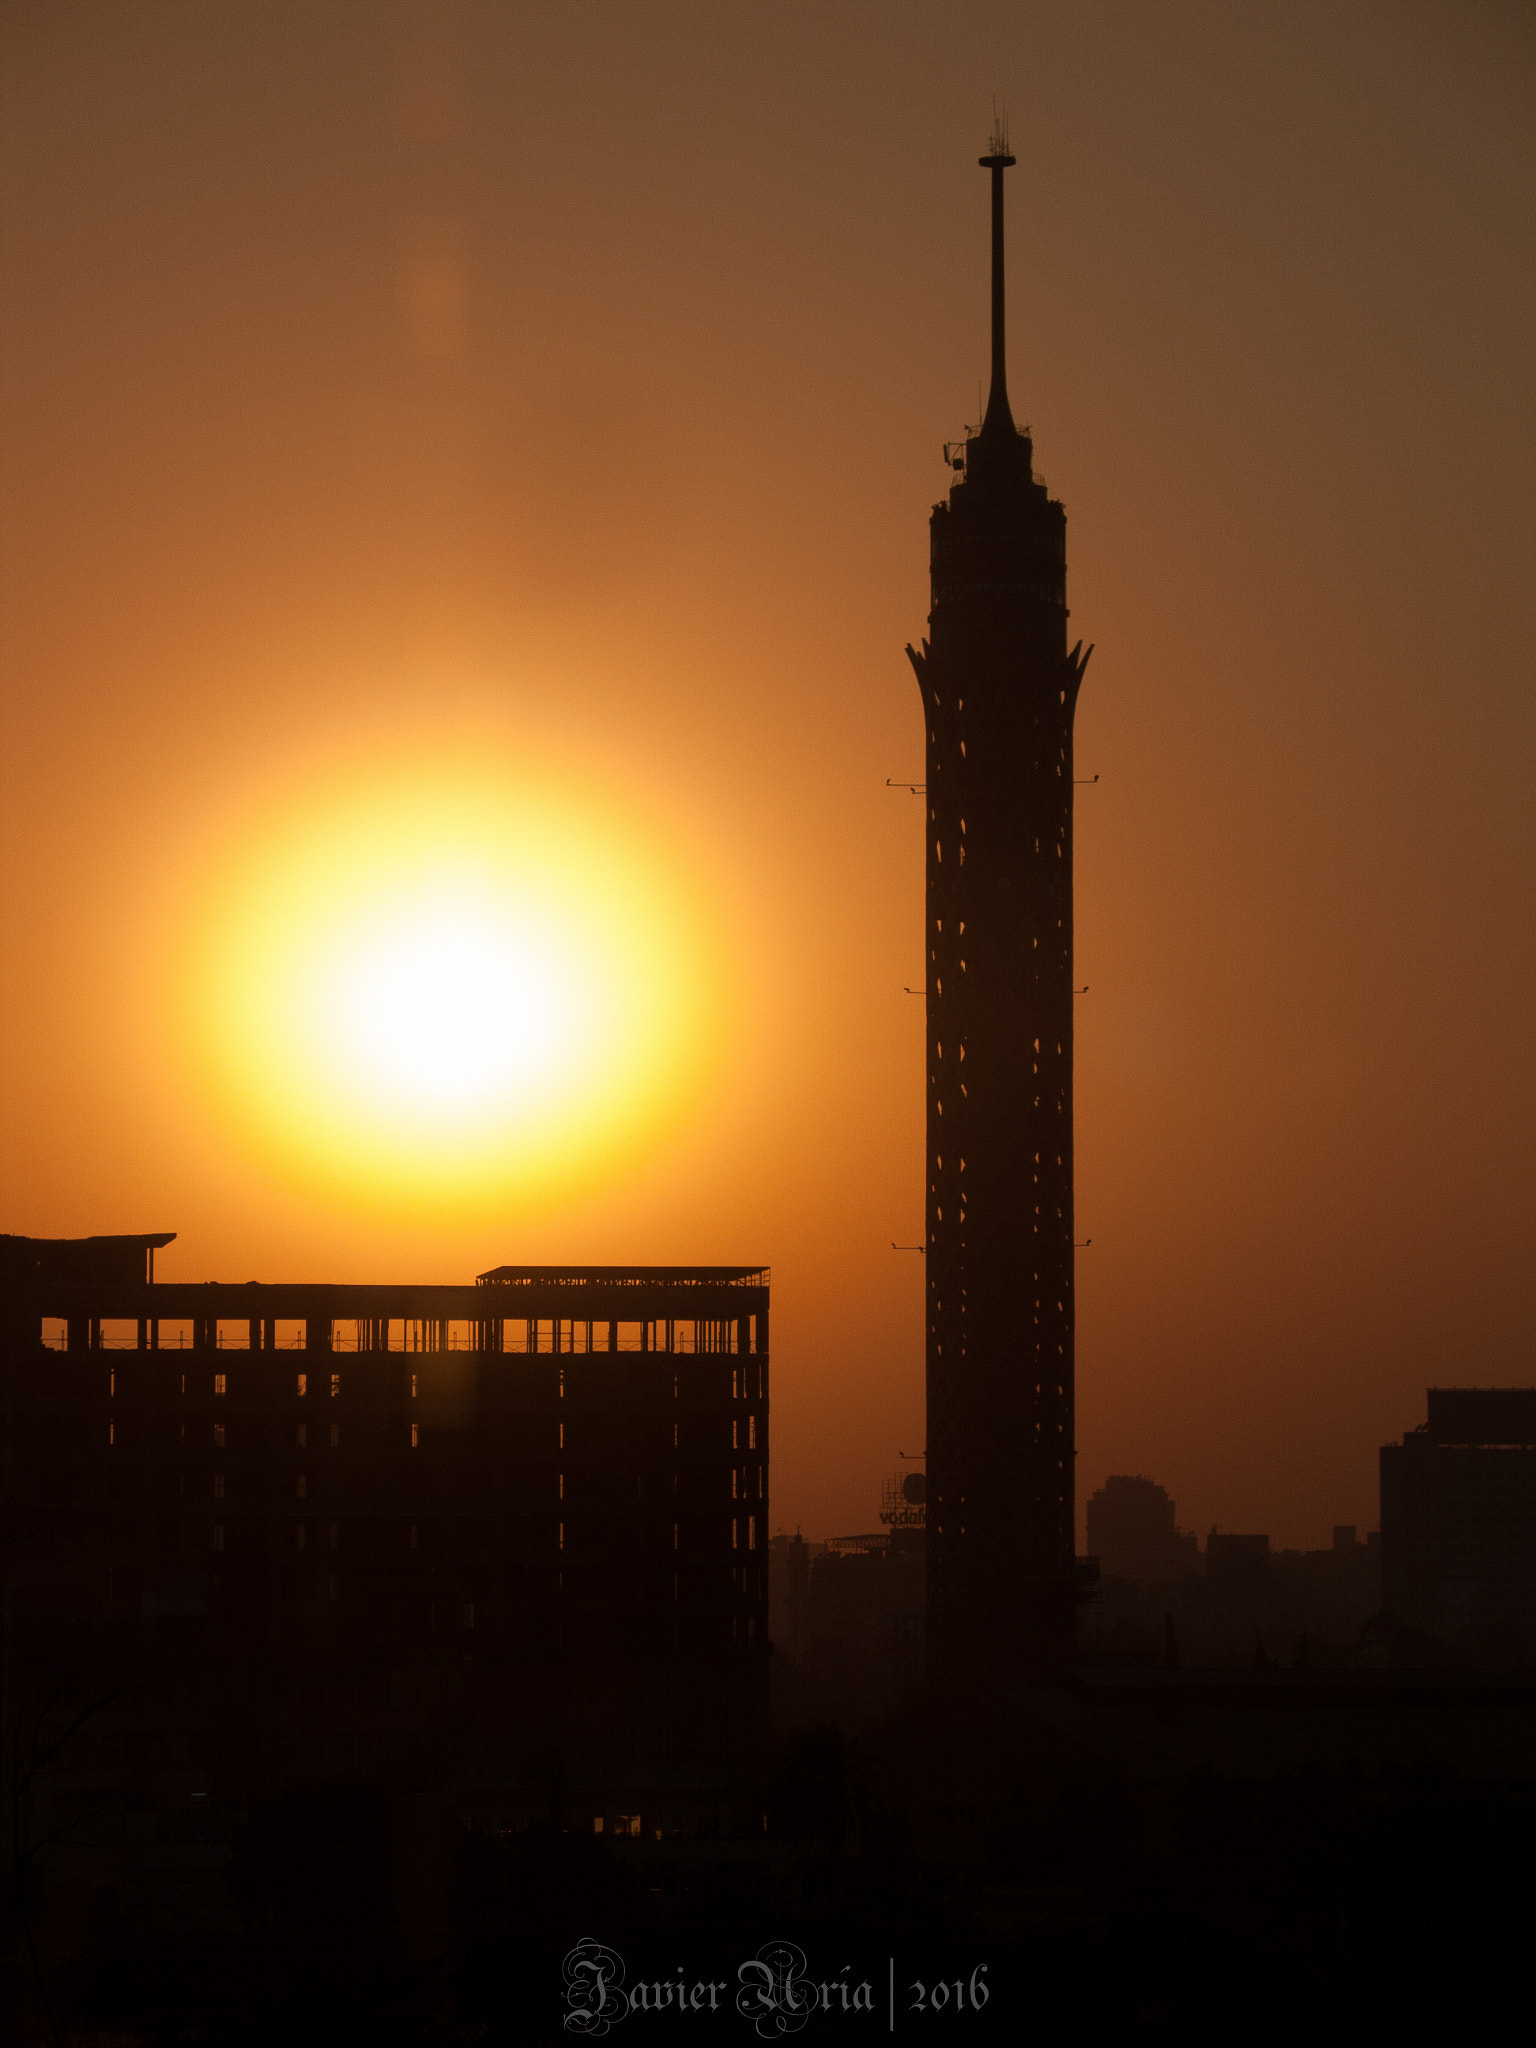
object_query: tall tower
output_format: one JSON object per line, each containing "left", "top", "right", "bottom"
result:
{"left": 907, "top": 133, "right": 1091, "bottom": 1674}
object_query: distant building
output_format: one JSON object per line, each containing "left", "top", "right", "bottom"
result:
{"left": 767, "top": 1528, "right": 812, "bottom": 1659}
{"left": 1083, "top": 1506, "right": 1381, "bottom": 1666}
{"left": 1205, "top": 1530, "right": 1271, "bottom": 1589}
{"left": 1381, "top": 1387, "right": 1536, "bottom": 1648}
{"left": 769, "top": 1474, "right": 927, "bottom": 1720}
{"left": 1282, "top": 1525, "right": 1381, "bottom": 1649}
{"left": 1085, "top": 1475, "right": 1199, "bottom": 1580}
{"left": 803, "top": 1531, "right": 926, "bottom": 1699}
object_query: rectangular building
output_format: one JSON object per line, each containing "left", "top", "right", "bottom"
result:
{"left": 1381, "top": 1387, "right": 1536, "bottom": 1651}
{"left": 0, "top": 1233, "right": 770, "bottom": 1841}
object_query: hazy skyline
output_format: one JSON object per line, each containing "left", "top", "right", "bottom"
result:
{"left": 2, "top": 1, "right": 1533, "bottom": 1548}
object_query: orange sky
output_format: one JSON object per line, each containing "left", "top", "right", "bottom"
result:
{"left": 2, "top": 2, "right": 1533, "bottom": 1549}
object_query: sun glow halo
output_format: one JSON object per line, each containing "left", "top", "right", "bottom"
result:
{"left": 177, "top": 769, "right": 720, "bottom": 1209}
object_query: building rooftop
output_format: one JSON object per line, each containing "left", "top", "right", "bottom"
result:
{"left": 476, "top": 1265, "right": 769, "bottom": 1290}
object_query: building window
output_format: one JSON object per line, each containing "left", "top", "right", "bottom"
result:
{"left": 213, "top": 1526, "right": 224, "bottom": 1551}
{"left": 330, "top": 1373, "right": 341, "bottom": 1399}
{"left": 213, "top": 1424, "right": 225, "bottom": 1450}
{"left": 748, "top": 1416, "right": 757, "bottom": 1450}
{"left": 732, "top": 1419, "right": 739, "bottom": 1450}
{"left": 109, "top": 1371, "right": 115, "bottom": 1397}
{"left": 733, "top": 1520, "right": 739, "bottom": 1550}
{"left": 411, "top": 1423, "right": 419, "bottom": 1448}
{"left": 558, "top": 1523, "right": 564, "bottom": 1551}
{"left": 213, "top": 1373, "right": 227, "bottom": 1396}
{"left": 296, "top": 1373, "right": 307, "bottom": 1398}
{"left": 296, "top": 1423, "right": 307, "bottom": 1448}
{"left": 108, "top": 1421, "right": 114, "bottom": 1446}
{"left": 213, "top": 1474, "right": 225, "bottom": 1499}
{"left": 748, "top": 1517, "right": 757, "bottom": 1550}
{"left": 410, "top": 1373, "right": 418, "bottom": 1398}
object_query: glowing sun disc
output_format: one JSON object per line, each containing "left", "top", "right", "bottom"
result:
{"left": 322, "top": 890, "right": 580, "bottom": 1110}
{"left": 173, "top": 761, "right": 727, "bottom": 1210}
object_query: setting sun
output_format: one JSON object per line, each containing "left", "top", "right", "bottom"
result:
{"left": 319, "top": 886, "right": 588, "bottom": 1115}
{"left": 165, "top": 755, "right": 729, "bottom": 1214}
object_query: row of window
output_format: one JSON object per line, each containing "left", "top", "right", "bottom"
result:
{"left": 47, "top": 1317, "right": 764, "bottom": 1357}
{"left": 188, "top": 1518, "right": 765, "bottom": 1553}
{"left": 110, "top": 1418, "right": 762, "bottom": 1462}
{"left": 206, "top": 1514, "right": 764, "bottom": 1568}
{"left": 99, "top": 1367, "right": 765, "bottom": 1406}
{"left": 165, "top": 1474, "right": 762, "bottom": 1535}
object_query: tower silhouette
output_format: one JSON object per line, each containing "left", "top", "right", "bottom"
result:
{"left": 907, "top": 131, "right": 1091, "bottom": 1673}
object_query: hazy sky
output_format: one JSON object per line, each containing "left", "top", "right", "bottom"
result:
{"left": 3, "top": 1, "right": 1533, "bottom": 1547}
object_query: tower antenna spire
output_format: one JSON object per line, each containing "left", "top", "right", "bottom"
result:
{"left": 979, "top": 108, "right": 1017, "bottom": 439}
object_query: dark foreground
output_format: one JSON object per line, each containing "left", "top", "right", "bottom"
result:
{"left": 5, "top": 1662, "right": 1536, "bottom": 2045}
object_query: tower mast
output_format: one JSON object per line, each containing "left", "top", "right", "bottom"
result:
{"left": 907, "top": 133, "right": 1092, "bottom": 1676}
{"left": 981, "top": 119, "right": 1015, "bottom": 437}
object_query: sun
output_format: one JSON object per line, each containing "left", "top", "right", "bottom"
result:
{"left": 172, "top": 758, "right": 727, "bottom": 1213}
{"left": 320, "top": 884, "right": 586, "bottom": 1113}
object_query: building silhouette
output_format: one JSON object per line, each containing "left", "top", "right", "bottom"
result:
{"left": 768, "top": 1472, "right": 928, "bottom": 1725}
{"left": 1381, "top": 1387, "right": 1536, "bottom": 1652}
{"left": 907, "top": 130, "right": 1092, "bottom": 1673}
{"left": 0, "top": 1230, "right": 771, "bottom": 1939}
{"left": 1086, "top": 1474, "right": 1200, "bottom": 1581}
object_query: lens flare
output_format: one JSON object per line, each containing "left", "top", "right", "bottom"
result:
{"left": 171, "top": 760, "right": 727, "bottom": 1214}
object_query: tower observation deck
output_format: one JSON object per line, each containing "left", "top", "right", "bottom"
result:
{"left": 906, "top": 134, "right": 1092, "bottom": 1673}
